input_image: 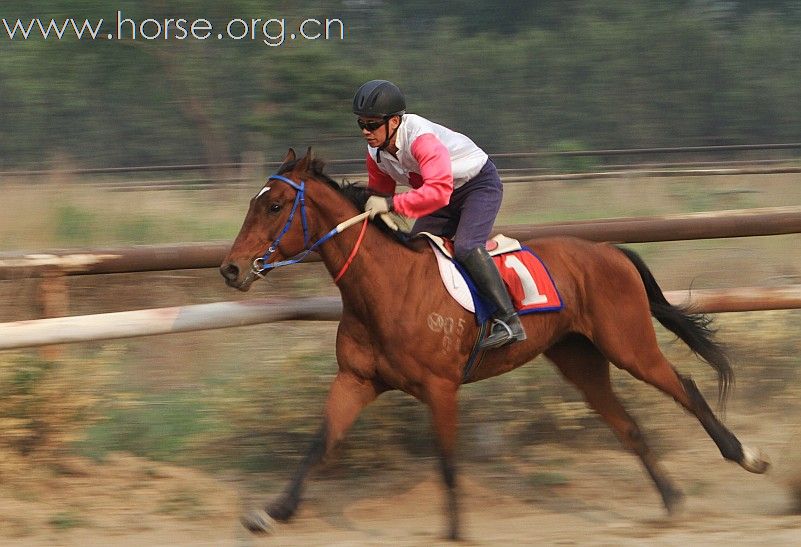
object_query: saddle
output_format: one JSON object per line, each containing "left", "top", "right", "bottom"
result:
{"left": 418, "top": 232, "right": 563, "bottom": 322}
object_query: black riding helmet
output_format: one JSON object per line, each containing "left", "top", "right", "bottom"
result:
{"left": 352, "top": 80, "right": 406, "bottom": 118}
{"left": 353, "top": 80, "right": 406, "bottom": 161}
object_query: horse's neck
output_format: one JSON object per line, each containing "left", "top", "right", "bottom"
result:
{"left": 314, "top": 214, "right": 420, "bottom": 317}
{"left": 305, "top": 182, "right": 423, "bottom": 318}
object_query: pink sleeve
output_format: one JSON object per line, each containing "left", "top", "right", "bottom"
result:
{"left": 393, "top": 133, "right": 453, "bottom": 218}
{"left": 366, "top": 153, "right": 396, "bottom": 195}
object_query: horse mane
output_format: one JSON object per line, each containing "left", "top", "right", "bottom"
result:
{"left": 278, "top": 156, "right": 410, "bottom": 243}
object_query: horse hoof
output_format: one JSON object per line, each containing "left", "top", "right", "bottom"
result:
{"left": 664, "top": 490, "right": 686, "bottom": 517}
{"left": 241, "top": 509, "right": 276, "bottom": 535}
{"left": 740, "top": 445, "right": 771, "bottom": 474}
{"left": 266, "top": 499, "right": 296, "bottom": 522}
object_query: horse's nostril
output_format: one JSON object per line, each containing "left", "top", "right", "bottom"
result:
{"left": 220, "top": 263, "right": 240, "bottom": 282}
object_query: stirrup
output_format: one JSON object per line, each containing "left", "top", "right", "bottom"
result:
{"left": 479, "top": 319, "right": 517, "bottom": 350}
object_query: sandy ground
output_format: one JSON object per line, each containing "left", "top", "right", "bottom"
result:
{"left": 3, "top": 407, "right": 801, "bottom": 547}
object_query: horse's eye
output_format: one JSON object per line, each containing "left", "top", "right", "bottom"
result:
{"left": 269, "top": 203, "right": 282, "bottom": 213}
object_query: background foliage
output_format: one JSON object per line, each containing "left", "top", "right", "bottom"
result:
{"left": 2, "top": 0, "right": 801, "bottom": 169}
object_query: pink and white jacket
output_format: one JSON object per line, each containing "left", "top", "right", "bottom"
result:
{"left": 366, "top": 114, "right": 489, "bottom": 218}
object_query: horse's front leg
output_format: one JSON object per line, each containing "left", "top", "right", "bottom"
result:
{"left": 242, "top": 371, "right": 381, "bottom": 533}
{"left": 426, "top": 378, "right": 462, "bottom": 541}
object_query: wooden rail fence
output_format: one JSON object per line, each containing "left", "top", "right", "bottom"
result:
{"left": 1, "top": 286, "right": 800, "bottom": 351}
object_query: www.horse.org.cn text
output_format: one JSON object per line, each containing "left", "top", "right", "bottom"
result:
{"left": 1, "top": 11, "right": 346, "bottom": 47}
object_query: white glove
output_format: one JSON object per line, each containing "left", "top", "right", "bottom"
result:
{"left": 379, "top": 213, "right": 399, "bottom": 231}
{"left": 364, "top": 195, "right": 393, "bottom": 219}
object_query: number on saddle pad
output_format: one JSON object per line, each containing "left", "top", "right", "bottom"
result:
{"left": 492, "top": 249, "right": 562, "bottom": 313}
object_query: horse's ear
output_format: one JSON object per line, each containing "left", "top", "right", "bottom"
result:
{"left": 294, "top": 147, "right": 314, "bottom": 174}
{"left": 275, "top": 148, "right": 296, "bottom": 174}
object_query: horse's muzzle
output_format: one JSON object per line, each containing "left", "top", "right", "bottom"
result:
{"left": 220, "top": 262, "right": 253, "bottom": 292}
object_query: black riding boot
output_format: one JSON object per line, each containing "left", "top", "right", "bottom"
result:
{"left": 459, "top": 247, "right": 527, "bottom": 350}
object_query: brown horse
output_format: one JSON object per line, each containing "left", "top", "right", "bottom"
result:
{"left": 220, "top": 148, "right": 769, "bottom": 540}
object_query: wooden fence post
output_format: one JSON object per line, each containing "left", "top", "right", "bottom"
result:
{"left": 36, "top": 271, "right": 69, "bottom": 360}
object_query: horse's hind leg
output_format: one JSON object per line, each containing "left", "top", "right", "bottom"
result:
{"left": 677, "top": 373, "right": 769, "bottom": 473}
{"left": 241, "top": 371, "right": 381, "bottom": 533}
{"left": 545, "top": 335, "right": 685, "bottom": 514}
{"left": 591, "top": 304, "right": 770, "bottom": 475}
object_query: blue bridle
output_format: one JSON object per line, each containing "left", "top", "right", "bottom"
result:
{"left": 251, "top": 174, "right": 360, "bottom": 277}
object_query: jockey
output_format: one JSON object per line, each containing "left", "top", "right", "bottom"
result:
{"left": 352, "top": 79, "right": 526, "bottom": 350}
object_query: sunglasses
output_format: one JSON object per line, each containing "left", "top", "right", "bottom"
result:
{"left": 357, "top": 118, "right": 387, "bottom": 132}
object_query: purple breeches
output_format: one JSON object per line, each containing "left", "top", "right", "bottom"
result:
{"left": 410, "top": 160, "right": 503, "bottom": 261}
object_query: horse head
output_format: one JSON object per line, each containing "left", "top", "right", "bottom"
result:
{"left": 220, "top": 147, "right": 324, "bottom": 291}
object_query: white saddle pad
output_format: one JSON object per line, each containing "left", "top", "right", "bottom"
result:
{"left": 429, "top": 240, "right": 476, "bottom": 312}
{"left": 422, "top": 233, "right": 524, "bottom": 313}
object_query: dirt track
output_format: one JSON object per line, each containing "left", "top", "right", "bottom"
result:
{"left": 228, "top": 414, "right": 801, "bottom": 547}
{"left": 4, "top": 405, "right": 801, "bottom": 547}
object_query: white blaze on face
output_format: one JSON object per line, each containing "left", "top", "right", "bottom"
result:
{"left": 256, "top": 186, "right": 271, "bottom": 199}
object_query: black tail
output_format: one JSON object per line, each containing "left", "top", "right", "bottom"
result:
{"left": 616, "top": 246, "right": 732, "bottom": 405}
